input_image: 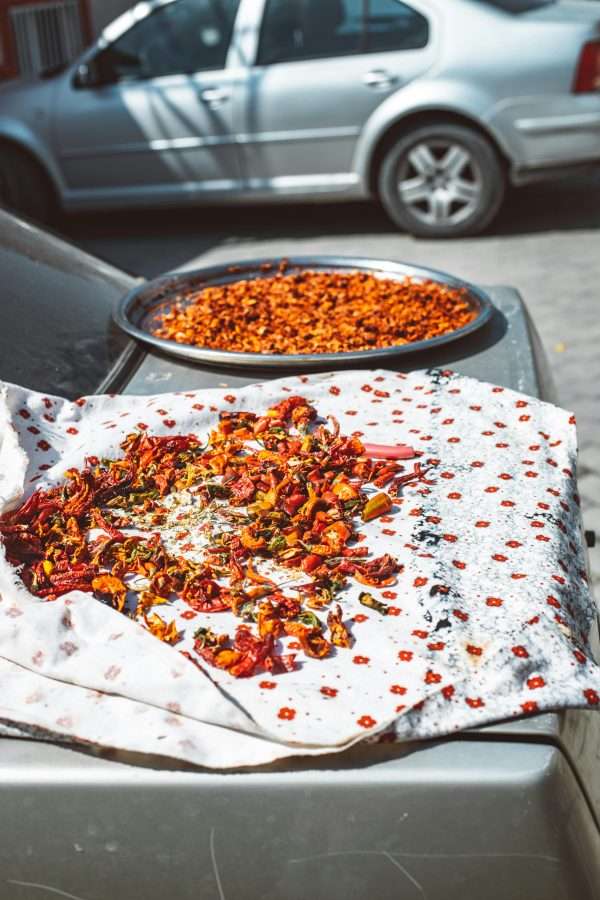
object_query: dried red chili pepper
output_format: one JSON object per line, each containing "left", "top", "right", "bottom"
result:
{"left": 359, "top": 592, "right": 390, "bottom": 616}
{"left": 0, "top": 394, "right": 428, "bottom": 678}
{"left": 362, "top": 493, "right": 393, "bottom": 522}
{"left": 327, "top": 603, "right": 353, "bottom": 648}
{"left": 153, "top": 270, "right": 476, "bottom": 355}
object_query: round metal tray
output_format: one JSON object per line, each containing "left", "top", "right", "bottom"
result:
{"left": 114, "top": 256, "right": 494, "bottom": 368}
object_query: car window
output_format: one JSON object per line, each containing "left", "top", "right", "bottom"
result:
{"left": 257, "top": 0, "right": 361, "bottom": 65}
{"left": 95, "top": 0, "right": 240, "bottom": 82}
{"left": 257, "top": 0, "right": 428, "bottom": 66}
{"left": 366, "top": 0, "right": 428, "bottom": 53}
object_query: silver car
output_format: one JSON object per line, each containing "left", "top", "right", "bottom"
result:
{"left": 2, "top": 208, "right": 600, "bottom": 900}
{"left": 1, "top": 0, "right": 600, "bottom": 237}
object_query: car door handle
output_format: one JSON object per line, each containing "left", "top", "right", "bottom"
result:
{"left": 362, "top": 69, "right": 395, "bottom": 90}
{"left": 200, "top": 87, "right": 231, "bottom": 105}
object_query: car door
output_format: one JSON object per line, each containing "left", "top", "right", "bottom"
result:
{"left": 239, "top": 0, "right": 433, "bottom": 187}
{"left": 54, "top": 0, "right": 244, "bottom": 201}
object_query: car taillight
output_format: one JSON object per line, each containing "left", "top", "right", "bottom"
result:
{"left": 573, "top": 41, "right": 600, "bottom": 94}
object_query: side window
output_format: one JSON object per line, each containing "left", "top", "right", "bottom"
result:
{"left": 366, "top": 0, "right": 429, "bottom": 52}
{"left": 257, "top": 0, "right": 428, "bottom": 65}
{"left": 257, "top": 0, "right": 362, "bottom": 66}
{"left": 95, "top": 0, "right": 240, "bottom": 82}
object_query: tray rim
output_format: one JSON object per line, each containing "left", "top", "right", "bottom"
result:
{"left": 114, "top": 256, "right": 495, "bottom": 368}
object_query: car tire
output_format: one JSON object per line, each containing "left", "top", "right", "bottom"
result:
{"left": 377, "top": 122, "right": 505, "bottom": 238}
{"left": 0, "top": 144, "right": 55, "bottom": 224}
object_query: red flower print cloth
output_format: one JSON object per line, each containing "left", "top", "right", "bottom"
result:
{"left": 0, "top": 369, "right": 598, "bottom": 769}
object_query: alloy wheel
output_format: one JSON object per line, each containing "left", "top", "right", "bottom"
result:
{"left": 397, "top": 140, "right": 484, "bottom": 228}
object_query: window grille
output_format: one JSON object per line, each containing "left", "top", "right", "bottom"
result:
{"left": 10, "top": 1, "right": 84, "bottom": 76}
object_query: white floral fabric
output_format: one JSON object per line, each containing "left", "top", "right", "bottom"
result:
{"left": 0, "top": 369, "right": 598, "bottom": 769}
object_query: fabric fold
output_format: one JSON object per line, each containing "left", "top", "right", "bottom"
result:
{"left": 0, "top": 369, "right": 598, "bottom": 769}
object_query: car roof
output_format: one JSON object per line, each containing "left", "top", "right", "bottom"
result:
{"left": 101, "top": 0, "right": 178, "bottom": 45}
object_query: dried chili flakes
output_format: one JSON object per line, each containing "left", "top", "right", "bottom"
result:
{"left": 152, "top": 269, "right": 476, "bottom": 355}
{"left": 0, "top": 396, "right": 432, "bottom": 680}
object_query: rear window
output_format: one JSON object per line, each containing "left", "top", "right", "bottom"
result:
{"left": 475, "top": 0, "right": 556, "bottom": 12}
{"left": 258, "top": 0, "right": 428, "bottom": 66}
{"left": 366, "top": 0, "right": 430, "bottom": 53}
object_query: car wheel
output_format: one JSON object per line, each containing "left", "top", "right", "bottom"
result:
{"left": 0, "top": 144, "right": 55, "bottom": 224}
{"left": 377, "top": 123, "right": 505, "bottom": 238}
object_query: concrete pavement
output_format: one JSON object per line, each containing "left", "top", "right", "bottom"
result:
{"left": 62, "top": 171, "right": 600, "bottom": 586}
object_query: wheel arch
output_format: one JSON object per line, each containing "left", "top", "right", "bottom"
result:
{"left": 0, "top": 125, "right": 62, "bottom": 208}
{"left": 365, "top": 108, "right": 511, "bottom": 197}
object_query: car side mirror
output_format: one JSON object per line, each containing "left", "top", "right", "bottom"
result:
{"left": 73, "top": 60, "right": 100, "bottom": 89}
{"left": 73, "top": 47, "right": 146, "bottom": 89}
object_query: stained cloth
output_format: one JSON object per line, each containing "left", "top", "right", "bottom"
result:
{"left": 0, "top": 369, "right": 598, "bottom": 769}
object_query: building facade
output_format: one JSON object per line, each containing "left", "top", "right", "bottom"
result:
{"left": 0, "top": 0, "right": 132, "bottom": 80}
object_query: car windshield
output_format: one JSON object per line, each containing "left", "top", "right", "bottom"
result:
{"left": 474, "top": 0, "right": 556, "bottom": 11}
{"left": 0, "top": 215, "right": 131, "bottom": 399}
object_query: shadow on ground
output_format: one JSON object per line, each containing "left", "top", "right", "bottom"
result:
{"left": 59, "top": 172, "right": 600, "bottom": 278}
{"left": 493, "top": 172, "right": 600, "bottom": 236}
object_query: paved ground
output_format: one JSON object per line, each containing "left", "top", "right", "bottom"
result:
{"left": 61, "top": 172, "right": 600, "bottom": 586}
